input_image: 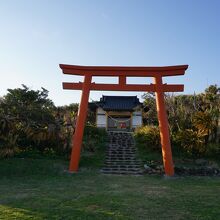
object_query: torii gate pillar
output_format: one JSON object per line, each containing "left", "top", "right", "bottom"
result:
{"left": 60, "top": 64, "right": 188, "bottom": 176}
{"left": 154, "top": 76, "right": 174, "bottom": 176}
{"left": 69, "top": 75, "right": 92, "bottom": 172}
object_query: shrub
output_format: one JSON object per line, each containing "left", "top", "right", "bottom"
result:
{"left": 0, "top": 133, "right": 19, "bottom": 158}
{"left": 83, "top": 125, "right": 107, "bottom": 152}
{"left": 0, "top": 114, "right": 19, "bottom": 158}
{"left": 173, "top": 129, "right": 205, "bottom": 157}
{"left": 134, "top": 125, "right": 160, "bottom": 151}
{"left": 205, "top": 143, "right": 220, "bottom": 158}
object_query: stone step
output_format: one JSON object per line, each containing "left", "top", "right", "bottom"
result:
{"left": 103, "top": 165, "right": 142, "bottom": 169}
{"left": 107, "top": 148, "right": 136, "bottom": 151}
{"left": 105, "top": 159, "right": 141, "bottom": 162}
{"left": 103, "top": 168, "right": 143, "bottom": 171}
{"left": 107, "top": 152, "right": 136, "bottom": 154}
{"left": 109, "top": 141, "right": 134, "bottom": 142}
{"left": 109, "top": 142, "right": 135, "bottom": 144}
{"left": 109, "top": 139, "right": 134, "bottom": 141}
{"left": 109, "top": 138, "right": 134, "bottom": 140}
{"left": 108, "top": 146, "right": 136, "bottom": 148}
{"left": 105, "top": 160, "right": 142, "bottom": 164}
{"left": 107, "top": 154, "right": 136, "bottom": 157}
{"left": 109, "top": 141, "right": 134, "bottom": 143}
{"left": 101, "top": 169, "right": 143, "bottom": 175}
{"left": 105, "top": 163, "right": 142, "bottom": 167}
{"left": 106, "top": 156, "right": 137, "bottom": 159}
{"left": 106, "top": 158, "right": 137, "bottom": 161}
{"left": 110, "top": 144, "right": 135, "bottom": 145}
{"left": 109, "top": 136, "right": 134, "bottom": 138}
{"left": 102, "top": 168, "right": 142, "bottom": 172}
{"left": 108, "top": 151, "right": 136, "bottom": 153}
{"left": 102, "top": 131, "right": 142, "bottom": 175}
{"left": 108, "top": 149, "right": 136, "bottom": 152}
{"left": 105, "top": 160, "right": 142, "bottom": 163}
{"left": 106, "top": 152, "right": 136, "bottom": 155}
{"left": 107, "top": 149, "right": 135, "bottom": 151}
{"left": 108, "top": 145, "right": 135, "bottom": 148}
{"left": 106, "top": 155, "right": 136, "bottom": 158}
{"left": 106, "top": 162, "right": 141, "bottom": 165}
{"left": 107, "top": 152, "right": 136, "bottom": 155}
{"left": 106, "top": 148, "right": 137, "bottom": 152}
{"left": 109, "top": 144, "right": 134, "bottom": 145}
{"left": 109, "top": 145, "right": 135, "bottom": 147}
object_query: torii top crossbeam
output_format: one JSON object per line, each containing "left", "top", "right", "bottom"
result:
{"left": 60, "top": 64, "right": 188, "bottom": 177}
{"left": 60, "top": 64, "right": 187, "bottom": 76}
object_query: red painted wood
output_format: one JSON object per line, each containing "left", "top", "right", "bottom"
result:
{"left": 154, "top": 76, "right": 174, "bottom": 176}
{"left": 62, "top": 82, "right": 184, "bottom": 92}
{"left": 69, "top": 75, "right": 92, "bottom": 172}
{"left": 60, "top": 64, "right": 188, "bottom": 77}
{"left": 119, "top": 76, "right": 126, "bottom": 85}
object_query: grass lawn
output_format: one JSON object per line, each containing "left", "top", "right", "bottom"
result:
{"left": 0, "top": 155, "right": 220, "bottom": 220}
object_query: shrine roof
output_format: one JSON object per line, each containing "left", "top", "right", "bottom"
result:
{"left": 90, "top": 96, "right": 142, "bottom": 111}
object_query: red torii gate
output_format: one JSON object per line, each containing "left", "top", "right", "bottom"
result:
{"left": 60, "top": 64, "right": 188, "bottom": 176}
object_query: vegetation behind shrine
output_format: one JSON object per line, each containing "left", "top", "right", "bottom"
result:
{"left": 135, "top": 84, "right": 220, "bottom": 161}
{"left": 0, "top": 84, "right": 219, "bottom": 161}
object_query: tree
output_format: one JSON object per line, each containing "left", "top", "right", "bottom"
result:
{"left": 0, "top": 85, "right": 57, "bottom": 153}
{"left": 142, "top": 92, "right": 158, "bottom": 125}
{"left": 202, "top": 85, "right": 220, "bottom": 143}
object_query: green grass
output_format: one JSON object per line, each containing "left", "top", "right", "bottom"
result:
{"left": 0, "top": 155, "right": 220, "bottom": 220}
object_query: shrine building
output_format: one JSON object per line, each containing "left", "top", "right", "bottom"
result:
{"left": 89, "top": 95, "right": 143, "bottom": 131}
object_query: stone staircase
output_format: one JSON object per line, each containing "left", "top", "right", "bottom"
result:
{"left": 101, "top": 131, "right": 143, "bottom": 175}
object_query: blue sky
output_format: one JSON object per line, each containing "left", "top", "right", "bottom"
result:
{"left": 0, "top": 0, "right": 219, "bottom": 105}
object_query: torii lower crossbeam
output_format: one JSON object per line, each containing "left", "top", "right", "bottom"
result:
{"left": 60, "top": 64, "right": 188, "bottom": 177}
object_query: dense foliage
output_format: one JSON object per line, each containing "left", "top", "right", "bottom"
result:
{"left": 134, "top": 126, "right": 160, "bottom": 151}
{"left": 1, "top": 84, "right": 219, "bottom": 159}
{"left": 0, "top": 85, "right": 57, "bottom": 157}
{"left": 136, "top": 84, "right": 220, "bottom": 158}
{"left": 0, "top": 85, "right": 106, "bottom": 158}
